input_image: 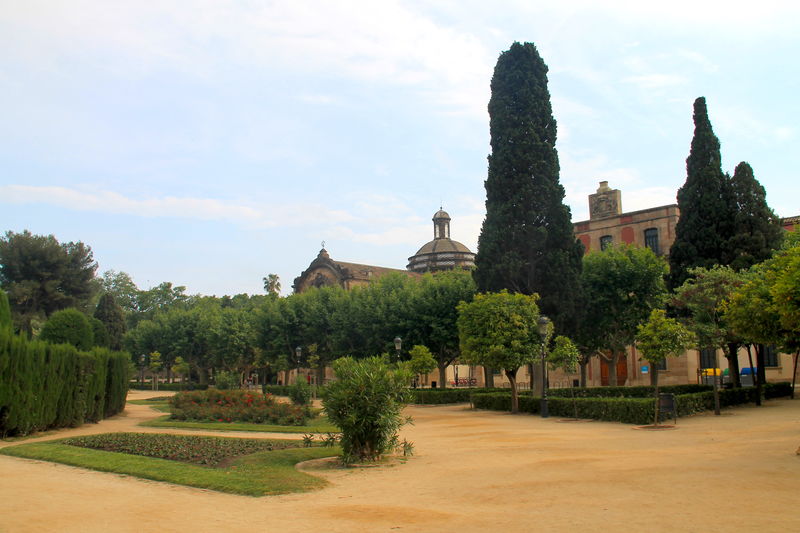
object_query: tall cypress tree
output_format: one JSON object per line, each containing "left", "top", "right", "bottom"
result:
{"left": 473, "top": 42, "right": 583, "bottom": 334}
{"left": 94, "top": 292, "right": 127, "bottom": 350}
{"left": 724, "top": 161, "right": 783, "bottom": 270}
{"left": 668, "top": 97, "right": 733, "bottom": 290}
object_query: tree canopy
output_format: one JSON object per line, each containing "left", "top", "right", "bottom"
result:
{"left": 473, "top": 41, "right": 583, "bottom": 335}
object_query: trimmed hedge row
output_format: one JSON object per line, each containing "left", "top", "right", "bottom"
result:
{"left": 409, "top": 388, "right": 510, "bottom": 404}
{"left": 546, "top": 384, "right": 713, "bottom": 398}
{"left": 128, "top": 382, "right": 209, "bottom": 391}
{"left": 0, "top": 328, "right": 130, "bottom": 437}
{"left": 471, "top": 382, "right": 794, "bottom": 425}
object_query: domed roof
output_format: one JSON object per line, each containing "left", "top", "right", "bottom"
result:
{"left": 433, "top": 209, "right": 451, "bottom": 220}
{"left": 413, "top": 238, "right": 472, "bottom": 256}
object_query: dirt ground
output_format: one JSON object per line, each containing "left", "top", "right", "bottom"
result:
{"left": 1, "top": 390, "right": 798, "bottom": 533}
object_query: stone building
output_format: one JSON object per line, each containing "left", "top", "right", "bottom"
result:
{"left": 292, "top": 247, "right": 416, "bottom": 293}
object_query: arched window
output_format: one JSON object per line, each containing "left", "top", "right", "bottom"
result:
{"left": 644, "top": 228, "right": 660, "bottom": 255}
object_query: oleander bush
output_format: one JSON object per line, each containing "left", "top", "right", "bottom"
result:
{"left": 61, "top": 432, "right": 303, "bottom": 466}
{"left": 168, "top": 389, "right": 310, "bottom": 425}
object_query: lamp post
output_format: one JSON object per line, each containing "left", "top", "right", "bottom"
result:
{"left": 537, "top": 315, "right": 550, "bottom": 418}
{"left": 139, "top": 354, "right": 145, "bottom": 387}
{"left": 394, "top": 336, "right": 402, "bottom": 364}
{"left": 295, "top": 346, "right": 302, "bottom": 383}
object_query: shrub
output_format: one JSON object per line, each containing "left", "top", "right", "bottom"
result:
{"left": 214, "top": 370, "right": 238, "bottom": 390}
{"left": 129, "top": 382, "right": 208, "bottom": 391}
{"left": 323, "top": 356, "right": 412, "bottom": 464}
{"left": 289, "top": 376, "right": 313, "bottom": 406}
{"left": 39, "top": 308, "right": 94, "bottom": 350}
{"left": 410, "top": 388, "right": 474, "bottom": 404}
{"left": 168, "top": 389, "right": 310, "bottom": 425}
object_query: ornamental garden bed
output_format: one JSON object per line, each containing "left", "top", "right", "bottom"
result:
{"left": 0, "top": 432, "right": 340, "bottom": 496}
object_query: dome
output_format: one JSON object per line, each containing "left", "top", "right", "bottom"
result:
{"left": 413, "top": 238, "right": 472, "bottom": 256}
{"left": 433, "top": 209, "right": 451, "bottom": 221}
{"left": 407, "top": 208, "right": 475, "bottom": 273}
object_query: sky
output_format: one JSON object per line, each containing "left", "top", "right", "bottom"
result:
{"left": 1, "top": 0, "right": 798, "bottom": 297}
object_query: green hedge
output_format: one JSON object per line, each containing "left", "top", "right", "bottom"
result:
{"left": 0, "top": 327, "right": 130, "bottom": 437}
{"left": 128, "top": 382, "right": 208, "bottom": 391}
{"left": 409, "top": 388, "right": 510, "bottom": 404}
{"left": 471, "top": 382, "right": 794, "bottom": 425}
{"left": 546, "top": 384, "right": 713, "bottom": 398}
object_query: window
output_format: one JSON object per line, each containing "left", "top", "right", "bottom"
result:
{"left": 654, "top": 358, "right": 667, "bottom": 371}
{"left": 762, "top": 344, "right": 779, "bottom": 367}
{"left": 699, "top": 348, "right": 716, "bottom": 369}
{"left": 644, "top": 228, "right": 660, "bottom": 255}
{"left": 600, "top": 235, "right": 613, "bottom": 250}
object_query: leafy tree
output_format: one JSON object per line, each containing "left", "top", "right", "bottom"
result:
{"left": 289, "top": 375, "right": 312, "bottom": 406}
{"left": 405, "top": 270, "right": 476, "bottom": 388}
{"left": 263, "top": 273, "right": 281, "bottom": 297}
{"left": 148, "top": 351, "right": 163, "bottom": 391}
{"left": 457, "top": 291, "right": 542, "bottom": 413}
{"left": 171, "top": 356, "right": 191, "bottom": 389}
{"left": 0, "top": 230, "right": 98, "bottom": 334}
{"left": 39, "top": 308, "right": 94, "bottom": 350}
{"left": 579, "top": 244, "right": 667, "bottom": 386}
{"left": 94, "top": 293, "right": 127, "bottom": 350}
{"left": 406, "top": 344, "right": 437, "bottom": 387}
{"left": 322, "top": 356, "right": 413, "bottom": 464}
{"left": 133, "top": 281, "right": 193, "bottom": 327}
{"left": 673, "top": 266, "right": 748, "bottom": 388}
{"left": 548, "top": 335, "right": 581, "bottom": 419}
{"left": 100, "top": 270, "right": 140, "bottom": 316}
{"left": 636, "top": 309, "right": 695, "bottom": 425}
{"left": 473, "top": 41, "right": 583, "bottom": 335}
{"left": 725, "top": 162, "right": 784, "bottom": 270}
{"left": 668, "top": 97, "right": 733, "bottom": 289}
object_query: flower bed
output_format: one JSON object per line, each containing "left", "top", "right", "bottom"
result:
{"left": 61, "top": 432, "right": 301, "bottom": 466}
{"left": 168, "top": 390, "right": 310, "bottom": 425}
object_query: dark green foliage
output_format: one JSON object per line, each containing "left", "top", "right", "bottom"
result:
{"left": 322, "top": 356, "right": 412, "bottom": 464}
{"left": 94, "top": 292, "right": 127, "bottom": 350}
{"left": 0, "top": 326, "right": 129, "bottom": 437}
{"left": 409, "top": 388, "right": 477, "bottom": 404}
{"left": 470, "top": 383, "right": 791, "bottom": 424}
{"left": 61, "top": 432, "right": 302, "bottom": 466}
{"left": 0, "top": 230, "right": 98, "bottom": 334}
{"left": 473, "top": 41, "right": 583, "bottom": 334}
{"left": 725, "top": 162, "right": 784, "bottom": 270}
{"left": 89, "top": 317, "right": 109, "bottom": 348}
{"left": 669, "top": 97, "right": 733, "bottom": 289}
{"left": 0, "top": 289, "right": 11, "bottom": 331}
{"left": 39, "top": 308, "right": 94, "bottom": 350}
{"left": 289, "top": 376, "right": 313, "bottom": 406}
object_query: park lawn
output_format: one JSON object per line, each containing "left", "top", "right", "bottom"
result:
{"left": 139, "top": 414, "right": 339, "bottom": 434}
{"left": 128, "top": 398, "right": 171, "bottom": 413}
{"left": 0, "top": 440, "right": 340, "bottom": 496}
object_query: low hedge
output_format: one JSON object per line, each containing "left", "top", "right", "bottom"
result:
{"left": 129, "top": 382, "right": 208, "bottom": 391}
{"left": 409, "top": 388, "right": 510, "bottom": 404}
{"left": 471, "top": 382, "right": 794, "bottom": 425}
{"left": 546, "top": 384, "right": 713, "bottom": 398}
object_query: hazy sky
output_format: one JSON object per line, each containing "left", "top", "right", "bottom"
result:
{"left": 2, "top": 1, "right": 798, "bottom": 296}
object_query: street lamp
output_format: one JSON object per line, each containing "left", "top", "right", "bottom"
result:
{"left": 394, "top": 336, "right": 402, "bottom": 363}
{"left": 295, "top": 346, "right": 302, "bottom": 381}
{"left": 537, "top": 315, "right": 551, "bottom": 418}
{"left": 139, "top": 354, "right": 146, "bottom": 387}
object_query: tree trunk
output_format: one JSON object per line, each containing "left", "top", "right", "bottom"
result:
{"left": 316, "top": 365, "right": 325, "bottom": 387}
{"left": 531, "top": 362, "right": 543, "bottom": 397}
{"left": 746, "top": 345, "right": 759, "bottom": 406}
{"left": 438, "top": 364, "right": 447, "bottom": 389}
{"left": 198, "top": 367, "right": 209, "bottom": 387}
{"left": 726, "top": 342, "right": 741, "bottom": 387}
{"left": 579, "top": 359, "right": 588, "bottom": 387}
{"left": 528, "top": 363, "right": 535, "bottom": 393}
{"left": 607, "top": 351, "right": 619, "bottom": 387}
{"left": 712, "top": 350, "right": 720, "bottom": 415}
{"left": 756, "top": 345, "right": 765, "bottom": 406}
{"left": 570, "top": 382, "right": 578, "bottom": 420}
{"left": 506, "top": 369, "right": 519, "bottom": 414}
{"left": 791, "top": 351, "right": 798, "bottom": 400}
{"left": 653, "top": 367, "right": 660, "bottom": 426}
{"left": 484, "top": 367, "right": 494, "bottom": 388}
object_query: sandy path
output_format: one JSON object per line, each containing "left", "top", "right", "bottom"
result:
{"left": 1, "top": 391, "right": 798, "bottom": 532}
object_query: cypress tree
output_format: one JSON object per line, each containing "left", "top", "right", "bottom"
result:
{"left": 724, "top": 161, "right": 784, "bottom": 270}
{"left": 0, "top": 288, "right": 11, "bottom": 331}
{"left": 668, "top": 97, "right": 733, "bottom": 289}
{"left": 94, "top": 292, "right": 127, "bottom": 350}
{"left": 473, "top": 42, "right": 583, "bottom": 334}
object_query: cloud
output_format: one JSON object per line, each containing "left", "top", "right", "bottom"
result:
{"left": 0, "top": 184, "right": 355, "bottom": 228}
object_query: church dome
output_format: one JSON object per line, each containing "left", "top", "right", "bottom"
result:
{"left": 407, "top": 209, "right": 475, "bottom": 273}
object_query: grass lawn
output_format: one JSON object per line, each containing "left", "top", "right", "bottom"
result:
{"left": 0, "top": 436, "right": 340, "bottom": 496}
{"left": 139, "top": 414, "right": 339, "bottom": 434}
{"left": 128, "top": 398, "right": 172, "bottom": 413}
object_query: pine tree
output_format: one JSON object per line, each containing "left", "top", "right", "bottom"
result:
{"left": 94, "top": 292, "right": 127, "bottom": 350}
{"left": 668, "top": 97, "right": 734, "bottom": 289}
{"left": 473, "top": 42, "right": 583, "bottom": 334}
{"left": 725, "top": 161, "right": 783, "bottom": 270}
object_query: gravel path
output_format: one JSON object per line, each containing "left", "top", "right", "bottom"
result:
{"left": 1, "top": 390, "right": 798, "bottom": 532}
